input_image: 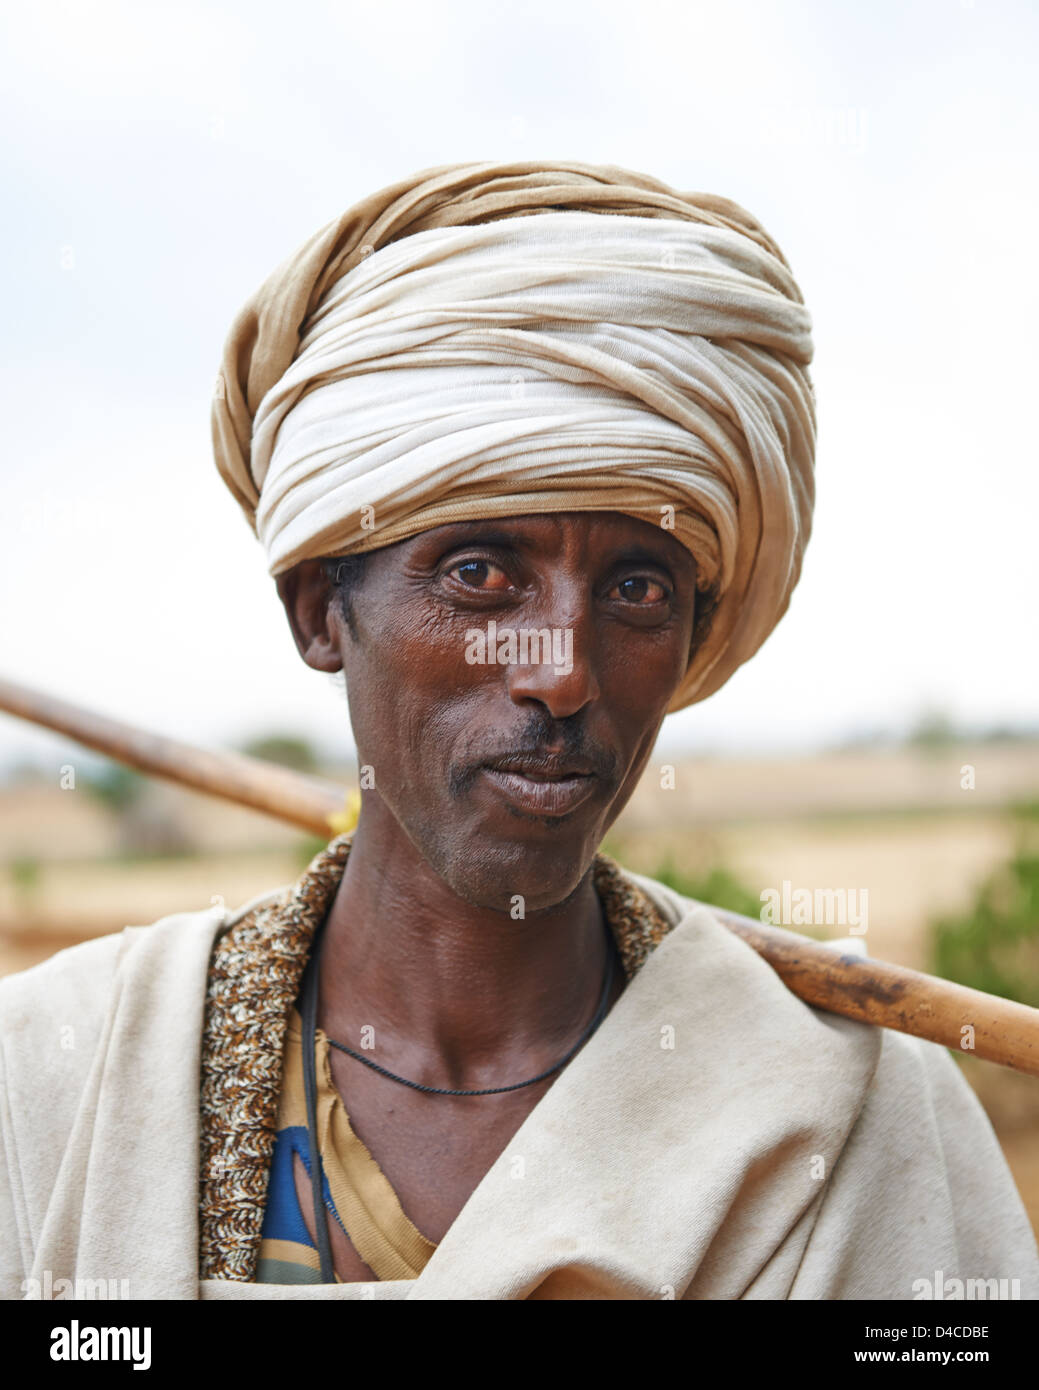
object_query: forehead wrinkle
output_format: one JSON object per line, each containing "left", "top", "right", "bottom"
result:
{"left": 444, "top": 511, "right": 654, "bottom": 547}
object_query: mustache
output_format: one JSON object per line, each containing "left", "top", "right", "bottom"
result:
{"left": 449, "top": 712, "right": 619, "bottom": 797}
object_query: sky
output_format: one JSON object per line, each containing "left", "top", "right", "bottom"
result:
{"left": 1, "top": 0, "right": 1036, "bottom": 773}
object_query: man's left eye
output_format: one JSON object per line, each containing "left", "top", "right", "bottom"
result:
{"left": 612, "top": 576, "right": 668, "bottom": 604}
{"left": 450, "top": 560, "right": 511, "bottom": 590}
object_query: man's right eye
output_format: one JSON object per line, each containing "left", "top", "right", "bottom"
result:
{"left": 448, "top": 559, "right": 511, "bottom": 591}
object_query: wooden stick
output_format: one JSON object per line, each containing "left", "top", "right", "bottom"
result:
{"left": 717, "top": 916, "right": 1039, "bottom": 1078}
{"left": 0, "top": 675, "right": 342, "bottom": 834}
{"left": 2, "top": 673, "right": 1037, "bottom": 1077}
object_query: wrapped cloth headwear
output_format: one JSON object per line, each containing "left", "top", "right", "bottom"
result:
{"left": 212, "top": 160, "right": 815, "bottom": 710}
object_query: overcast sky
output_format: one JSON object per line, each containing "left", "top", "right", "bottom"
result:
{"left": 2, "top": 0, "right": 1036, "bottom": 773}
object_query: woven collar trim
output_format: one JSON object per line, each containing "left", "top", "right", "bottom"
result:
{"left": 198, "top": 833, "right": 673, "bottom": 1282}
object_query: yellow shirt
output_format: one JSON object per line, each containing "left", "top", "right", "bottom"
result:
{"left": 256, "top": 1007, "right": 437, "bottom": 1283}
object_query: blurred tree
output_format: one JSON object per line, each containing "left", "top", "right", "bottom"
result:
{"left": 80, "top": 762, "right": 147, "bottom": 813}
{"left": 79, "top": 761, "right": 192, "bottom": 856}
{"left": 10, "top": 855, "right": 41, "bottom": 917}
{"left": 3, "top": 760, "right": 50, "bottom": 788}
{"left": 294, "top": 832, "right": 332, "bottom": 870}
{"left": 905, "top": 709, "right": 958, "bottom": 750}
{"left": 239, "top": 734, "right": 319, "bottom": 774}
{"left": 649, "top": 857, "right": 763, "bottom": 921}
{"left": 929, "top": 808, "right": 1039, "bottom": 1008}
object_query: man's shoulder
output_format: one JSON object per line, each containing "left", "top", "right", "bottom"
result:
{"left": 620, "top": 864, "right": 955, "bottom": 1115}
{"left": 0, "top": 885, "right": 289, "bottom": 1013}
{"left": 0, "top": 929, "right": 132, "bottom": 1041}
{"left": 1, "top": 909, "right": 198, "bottom": 1015}
{"left": 621, "top": 864, "right": 949, "bottom": 1070}
{"left": 0, "top": 889, "right": 289, "bottom": 1217}
{"left": 0, "top": 889, "right": 288, "bottom": 1092}
{"left": 865, "top": 1018, "right": 998, "bottom": 1128}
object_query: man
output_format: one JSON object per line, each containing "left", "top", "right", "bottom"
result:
{"left": 2, "top": 160, "right": 1037, "bottom": 1300}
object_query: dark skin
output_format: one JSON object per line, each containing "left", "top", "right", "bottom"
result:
{"left": 275, "top": 511, "right": 697, "bottom": 1281}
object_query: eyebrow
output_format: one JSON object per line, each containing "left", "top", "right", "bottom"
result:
{"left": 433, "top": 527, "right": 681, "bottom": 579}
{"left": 436, "top": 526, "right": 521, "bottom": 550}
{"left": 607, "top": 545, "right": 678, "bottom": 575}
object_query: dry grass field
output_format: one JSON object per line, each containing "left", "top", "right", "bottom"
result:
{"left": 2, "top": 739, "right": 1037, "bottom": 1245}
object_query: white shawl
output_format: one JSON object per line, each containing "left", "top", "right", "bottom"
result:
{"left": 2, "top": 870, "right": 1036, "bottom": 1300}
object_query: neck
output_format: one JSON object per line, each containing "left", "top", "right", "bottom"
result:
{"left": 314, "top": 806, "right": 617, "bottom": 1091}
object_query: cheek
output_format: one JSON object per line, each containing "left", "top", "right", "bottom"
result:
{"left": 342, "top": 603, "right": 482, "bottom": 768}
{"left": 599, "top": 626, "right": 691, "bottom": 720}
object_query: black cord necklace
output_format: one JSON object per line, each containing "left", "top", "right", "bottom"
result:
{"left": 325, "top": 926, "right": 618, "bottom": 1096}
{"left": 299, "top": 910, "right": 619, "bottom": 1281}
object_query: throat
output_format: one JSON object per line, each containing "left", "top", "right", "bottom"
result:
{"left": 313, "top": 838, "right": 621, "bottom": 1083}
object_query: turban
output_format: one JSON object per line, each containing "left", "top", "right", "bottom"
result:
{"left": 213, "top": 160, "right": 815, "bottom": 711}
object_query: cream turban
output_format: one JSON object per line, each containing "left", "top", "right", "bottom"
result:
{"left": 213, "top": 160, "right": 815, "bottom": 711}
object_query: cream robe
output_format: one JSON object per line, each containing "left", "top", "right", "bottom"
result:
{"left": 2, "top": 869, "right": 1037, "bottom": 1301}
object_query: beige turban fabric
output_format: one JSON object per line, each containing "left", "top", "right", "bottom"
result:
{"left": 212, "top": 160, "right": 815, "bottom": 710}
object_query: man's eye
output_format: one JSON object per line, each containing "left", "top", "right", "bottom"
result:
{"left": 449, "top": 559, "right": 511, "bottom": 591}
{"left": 612, "top": 576, "right": 668, "bottom": 604}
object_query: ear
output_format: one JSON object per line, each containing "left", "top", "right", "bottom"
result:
{"left": 275, "top": 560, "right": 344, "bottom": 673}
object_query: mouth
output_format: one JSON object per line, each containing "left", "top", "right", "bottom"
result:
{"left": 478, "top": 754, "right": 600, "bottom": 818}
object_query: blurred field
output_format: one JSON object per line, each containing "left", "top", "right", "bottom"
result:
{"left": 2, "top": 738, "right": 1038, "bottom": 1243}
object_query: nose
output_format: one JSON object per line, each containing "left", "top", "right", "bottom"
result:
{"left": 502, "top": 589, "right": 600, "bottom": 720}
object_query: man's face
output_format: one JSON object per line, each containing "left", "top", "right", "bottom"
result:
{"left": 326, "top": 512, "right": 697, "bottom": 913}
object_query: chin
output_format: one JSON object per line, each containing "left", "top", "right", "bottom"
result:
{"left": 435, "top": 829, "right": 598, "bottom": 916}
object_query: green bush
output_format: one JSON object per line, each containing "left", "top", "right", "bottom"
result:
{"left": 648, "top": 856, "right": 763, "bottom": 921}
{"left": 241, "top": 735, "right": 320, "bottom": 774}
{"left": 10, "top": 855, "right": 41, "bottom": 898}
{"left": 295, "top": 833, "right": 334, "bottom": 870}
{"left": 930, "top": 850, "right": 1039, "bottom": 1008}
{"left": 80, "top": 763, "right": 146, "bottom": 813}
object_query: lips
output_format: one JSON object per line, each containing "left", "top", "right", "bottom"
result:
{"left": 479, "top": 756, "right": 599, "bottom": 818}
{"left": 487, "top": 753, "right": 597, "bottom": 779}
